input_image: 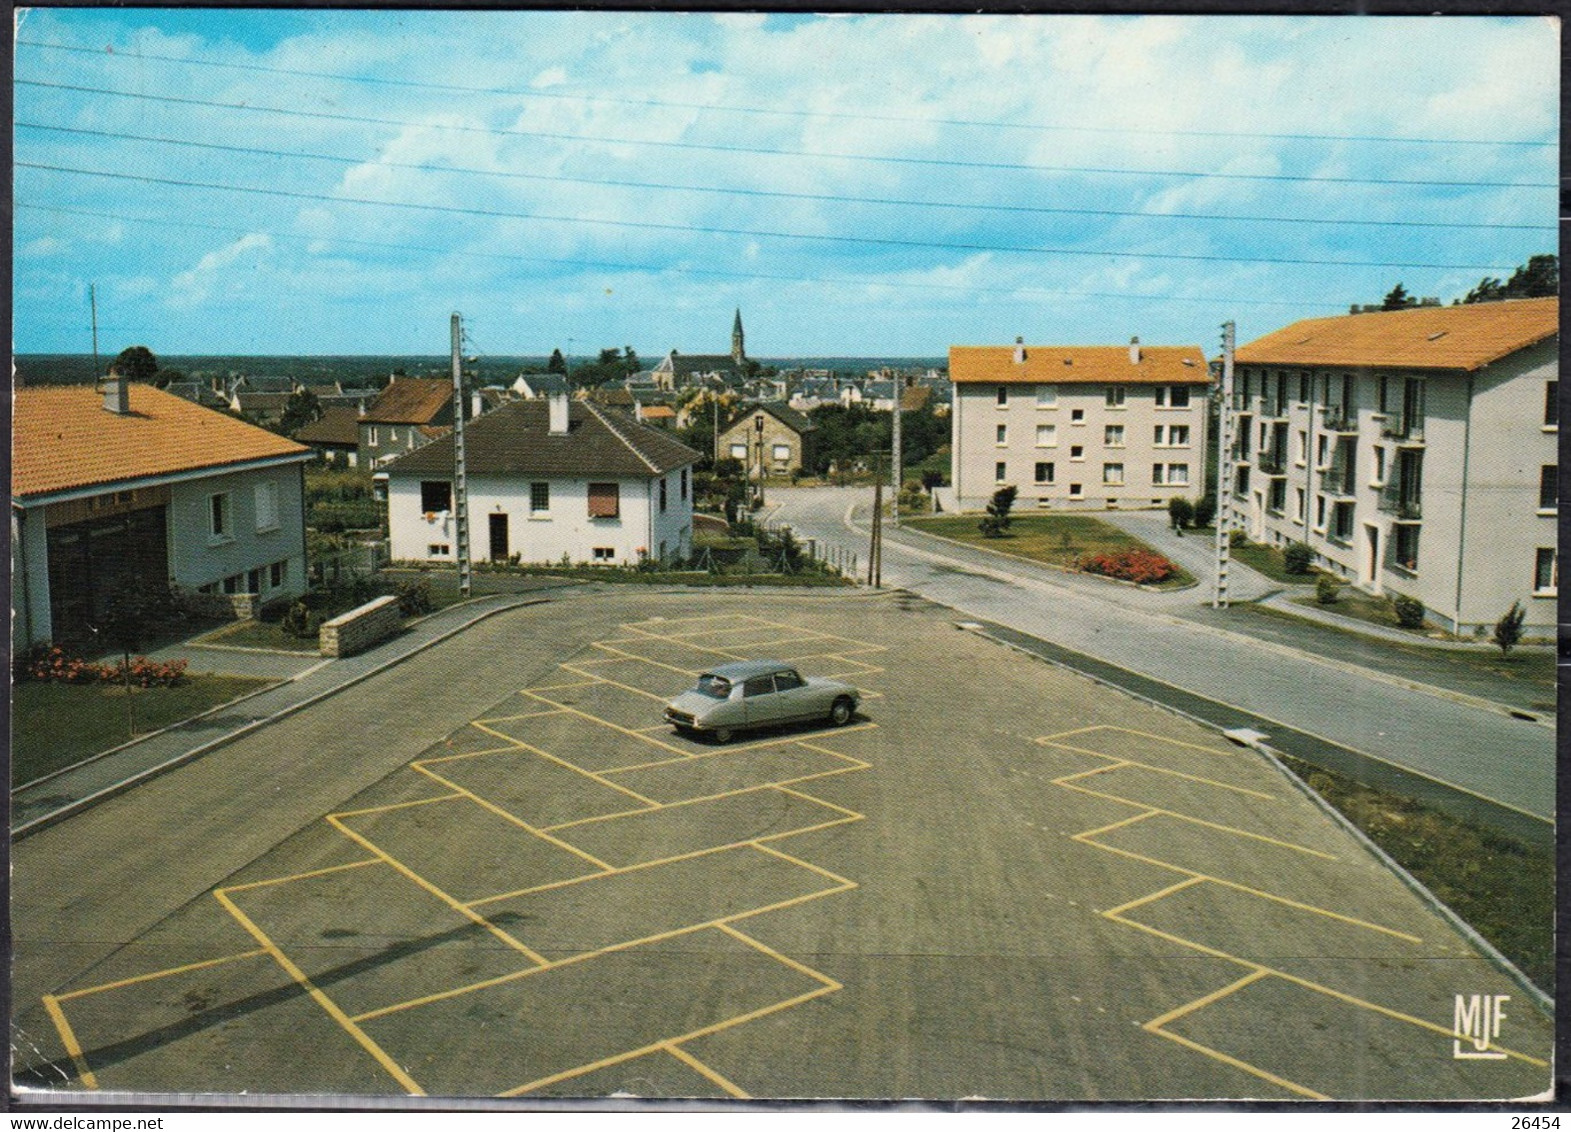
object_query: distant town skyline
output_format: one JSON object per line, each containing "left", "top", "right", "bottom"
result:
{"left": 14, "top": 9, "right": 1557, "bottom": 356}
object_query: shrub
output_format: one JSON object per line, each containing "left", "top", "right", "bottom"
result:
{"left": 396, "top": 578, "right": 434, "bottom": 617}
{"left": 16, "top": 646, "right": 187, "bottom": 687}
{"left": 979, "top": 485, "right": 1018, "bottom": 538}
{"left": 1077, "top": 549, "right": 1178, "bottom": 585}
{"left": 108, "top": 657, "right": 189, "bottom": 688}
{"left": 1192, "top": 495, "right": 1216, "bottom": 530}
{"left": 1229, "top": 529, "right": 1248, "bottom": 549}
{"left": 1492, "top": 601, "right": 1526, "bottom": 655}
{"left": 1392, "top": 594, "right": 1426, "bottom": 629}
{"left": 1167, "top": 497, "right": 1194, "bottom": 530}
{"left": 1283, "top": 541, "right": 1314, "bottom": 575}
{"left": 282, "top": 601, "right": 320, "bottom": 639}
{"left": 1316, "top": 576, "right": 1340, "bottom": 604}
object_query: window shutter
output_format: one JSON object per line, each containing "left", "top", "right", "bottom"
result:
{"left": 588, "top": 482, "right": 620, "bottom": 518}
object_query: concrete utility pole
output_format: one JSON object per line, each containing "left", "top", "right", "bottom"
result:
{"left": 451, "top": 312, "right": 472, "bottom": 598}
{"left": 1213, "top": 320, "right": 1236, "bottom": 609}
{"left": 868, "top": 451, "right": 884, "bottom": 587}
{"left": 889, "top": 368, "right": 902, "bottom": 528}
{"left": 89, "top": 283, "right": 100, "bottom": 385}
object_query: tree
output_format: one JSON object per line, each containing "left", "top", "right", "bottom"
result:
{"left": 547, "top": 349, "right": 567, "bottom": 374}
{"left": 1381, "top": 284, "right": 1416, "bottom": 311}
{"left": 114, "top": 345, "right": 159, "bottom": 383}
{"left": 1461, "top": 254, "right": 1557, "bottom": 304}
{"left": 1167, "top": 497, "right": 1194, "bottom": 531}
{"left": 979, "top": 485, "right": 1017, "bottom": 538}
{"left": 279, "top": 388, "right": 323, "bottom": 436}
{"left": 1492, "top": 601, "right": 1526, "bottom": 656}
{"left": 1463, "top": 277, "right": 1507, "bottom": 305}
{"left": 622, "top": 346, "right": 641, "bottom": 375}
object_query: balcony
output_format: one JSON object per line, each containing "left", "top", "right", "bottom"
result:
{"left": 1321, "top": 405, "right": 1358, "bottom": 433}
{"left": 1379, "top": 482, "right": 1422, "bottom": 521}
{"left": 1380, "top": 412, "right": 1425, "bottom": 445}
{"left": 1255, "top": 397, "right": 1287, "bottom": 421}
{"left": 1318, "top": 466, "right": 1356, "bottom": 498}
{"left": 1256, "top": 456, "right": 1287, "bottom": 477}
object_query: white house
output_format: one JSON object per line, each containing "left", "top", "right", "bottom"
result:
{"left": 383, "top": 392, "right": 700, "bottom": 567}
{"left": 12, "top": 375, "right": 313, "bottom": 650}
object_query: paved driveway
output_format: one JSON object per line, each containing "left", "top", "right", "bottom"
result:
{"left": 12, "top": 592, "right": 1549, "bottom": 1102}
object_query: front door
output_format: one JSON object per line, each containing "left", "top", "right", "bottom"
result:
{"left": 488, "top": 513, "right": 509, "bottom": 561}
{"left": 1363, "top": 523, "right": 1381, "bottom": 591}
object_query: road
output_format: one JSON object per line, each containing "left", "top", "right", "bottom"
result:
{"left": 766, "top": 486, "right": 1554, "bottom": 824}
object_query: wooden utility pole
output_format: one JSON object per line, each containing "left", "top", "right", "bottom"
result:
{"left": 451, "top": 313, "right": 472, "bottom": 598}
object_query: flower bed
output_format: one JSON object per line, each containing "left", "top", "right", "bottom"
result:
{"left": 1076, "top": 549, "right": 1178, "bottom": 585}
{"left": 19, "top": 645, "right": 188, "bottom": 687}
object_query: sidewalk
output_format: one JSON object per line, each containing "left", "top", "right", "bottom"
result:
{"left": 11, "top": 593, "right": 549, "bottom": 837}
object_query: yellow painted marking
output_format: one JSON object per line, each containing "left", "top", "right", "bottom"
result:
{"left": 328, "top": 793, "right": 466, "bottom": 819}
{"left": 217, "top": 856, "right": 384, "bottom": 894}
{"left": 543, "top": 771, "right": 866, "bottom": 834}
{"left": 57, "top": 948, "right": 271, "bottom": 1002}
{"left": 416, "top": 745, "right": 539, "bottom": 766}
{"left": 773, "top": 782, "right": 862, "bottom": 820}
{"left": 1059, "top": 780, "right": 1334, "bottom": 860}
{"left": 462, "top": 722, "right": 665, "bottom": 803}
{"left": 588, "top": 642, "right": 705, "bottom": 677}
{"left": 523, "top": 680, "right": 602, "bottom": 692}
{"left": 1072, "top": 809, "right": 1162, "bottom": 841}
{"left": 558, "top": 663, "right": 670, "bottom": 702}
{"left": 1144, "top": 968, "right": 1271, "bottom": 1030}
{"left": 599, "top": 735, "right": 871, "bottom": 780}
{"left": 715, "top": 922, "right": 842, "bottom": 989}
{"left": 624, "top": 613, "right": 759, "bottom": 630}
{"left": 519, "top": 691, "right": 696, "bottom": 757}
{"left": 664, "top": 1043, "right": 750, "bottom": 1098}
{"left": 1042, "top": 724, "right": 1246, "bottom": 758}
{"left": 325, "top": 815, "right": 552, "bottom": 965}
{"left": 748, "top": 840, "right": 857, "bottom": 889}
{"left": 41, "top": 995, "right": 99, "bottom": 1089}
{"left": 472, "top": 709, "right": 567, "bottom": 724}
{"left": 1099, "top": 875, "right": 1208, "bottom": 920}
{"left": 1145, "top": 1025, "right": 1327, "bottom": 1100}
{"left": 794, "top": 741, "right": 874, "bottom": 769}
{"left": 1046, "top": 742, "right": 1278, "bottom": 800}
{"left": 1053, "top": 759, "right": 1133, "bottom": 784}
{"left": 411, "top": 763, "right": 623, "bottom": 870}
{"left": 214, "top": 888, "right": 425, "bottom": 1095}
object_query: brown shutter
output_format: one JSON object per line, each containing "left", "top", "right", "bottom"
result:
{"left": 587, "top": 482, "right": 620, "bottom": 518}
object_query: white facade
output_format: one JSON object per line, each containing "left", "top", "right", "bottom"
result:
{"left": 388, "top": 468, "right": 694, "bottom": 567}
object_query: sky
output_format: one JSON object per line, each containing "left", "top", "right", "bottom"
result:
{"left": 12, "top": 9, "right": 1560, "bottom": 359}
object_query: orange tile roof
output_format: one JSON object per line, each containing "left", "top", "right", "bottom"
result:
{"left": 950, "top": 344, "right": 1209, "bottom": 385}
{"left": 1236, "top": 297, "right": 1558, "bottom": 372}
{"left": 14, "top": 383, "right": 310, "bottom": 500}
{"left": 361, "top": 377, "right": 453, "bottom": 423}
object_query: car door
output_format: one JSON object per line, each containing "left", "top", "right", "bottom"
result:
{"left": 741, "top": 674, "right": 779, "bottom": 726}
{"left": 769, "top": 668, "right": 813, "bottom": 722}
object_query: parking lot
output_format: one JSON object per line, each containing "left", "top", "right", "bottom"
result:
{"left": 16, "top": 593, "right": 1551, "bottom": 1101}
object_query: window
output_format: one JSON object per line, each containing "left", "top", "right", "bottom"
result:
{"left": 1103, "top": 463, "right": 1124, "bottom": 485}
{"left": 530, "top": 482, "right": 550, "bottom": 514}
{"left": 420, "top": 481, "right": 452, "bottom": 513}
{"left": 1331, "top": 501, "right": 1355, "bottom": 541}
{"left": 1378, "top": 375, "right": 1389, "bottom": 414}
{"left": 427, "top": 544, "right": 450, "bottom": 557}
{"left": 1373, "top": 447, "right": 1386, "bottom": 485}
{"left": 1035, "top": 424, "right": 1057, "bottom": 447}
{"left": 222, "top": 573, "right": 241, "bottom": 594}
{"left": 1034, "top": 462, "right": 1055, "bottom": 485}
{"left": 1105, "top": 386, "right": 1126, "bottom": 409}
{"left": 996, "top": 385, "right": 1008, "bottom": 407}
{"left": 1546, "top": 382, "right": 1559, "bottom": 428}
{"left": 1156, "top": 386, "right": 1191, "bottom": 408}
{"left": 994, "top": 462, "right": 1007, "bottom": 483}
{"left": 1394, "top": 524, "right": 1419, "bottom": 572}
{"left": 743, "top": 675, "right": 774, "bottom": 698}
{"left": 1070, "top": 445, "right": 1084, "bottom": 461}
{"left": 1316, "top": 435, "right": 1329, "bottom": 469}
{"left": 248, "top": 568, "right": 261, "bottom": 593}
{"left": 1069, "top": 483, "right": 1083, "bottom": 498}
{"left": 593, "top": 547, "right": 616, "bottom": 562}
{"left": 389, "top": 427, "right": 400, "bottom": 443}
{"left": 1315, "top": 495, "right": 1327, "bottom": 530}
{"left": 254, "top": 481, "right": 279, "bottom": 531}
{"left": 588, "top": 483, "right": 620, "bottom": 518}
{"left": 996, "top": 424, "right": 1008, "bottom": 445}
{"left": 1294, "top": 431, "right": 1307, "bottom": 466}
{"left": 729, "top": 443, "right": 748, "bottom": 459}
{"left": 774, "top": 669, "right": 804, "bottom": 692}
{"left": 1534, "top": 548, "right": 1557, "bottom": 594}
{"left": 772, "top": 443, "right": 791, "bottom": 461}
{"left": 1156, "top": 424, "right": 1189, "bottom": 448}
{"left": 1155, "top": 463, "right": 1189, "bottom": 486}
{"left": 1294, "top": 487, "right": 1306, "bottom": 522}
{"left": 659, "top": 478, "right": 668, "bottom": 512}
{"left": 1035, "top": 384, "right": 1057, "bottom": 408}
{"left": 367, "top": 426, "right": 379, "bottom": 445}
{"left": 1152, "top": 464, "right": 1164, "bottom": 485}
{"left": 1070, "top": 408, "right": 1085, "bottom": 423}
{"left": 1539, "top": 466, "right": 1557, "bottom": 511}
{"left": 1298, "top": 372, "right": 1310, "bottom": 404}
{"left": 208, "top": 492, "right": 232, "bottom": 541}
{"left": 680, "top": 468, "right": 689, "bottom": 501}
{"left": 1104, "top": 425, "right": 1124, "bottom": 448}
{"left": 270, "top": 560, "right": 285, "bottom": 588}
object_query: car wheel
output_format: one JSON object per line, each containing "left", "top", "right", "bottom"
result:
{"left": 712, "top": 727, "right": 734, "bottom": 744}
{"left": 830, "top": 697, "right": 854, "bottom": 726}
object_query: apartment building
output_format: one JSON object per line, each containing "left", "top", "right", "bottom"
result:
{"left": 1231, "top": 297, "right": 1558, "bottom": 633}
{"left": 949, "top": 338, "right": 1211, "bottom": 512}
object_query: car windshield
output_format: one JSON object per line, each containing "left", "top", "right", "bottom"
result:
{"left": 694, "top": 674, "right": 732, "bottom": 699}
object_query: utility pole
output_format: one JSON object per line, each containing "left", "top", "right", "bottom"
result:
{"left": 889, "top": 368, "right": 902, "bottom": 528}
{"left": 89, "top": 283, "right": 100, "bottom": 385}
{"left": 1213, "top": 320, "right": 1236, "bottom": 609}
{"left": 451, "top": 313, "right": 472, "bottom": 598}
{"left": 868, "top": 451, "right": 884, "bottom": 587}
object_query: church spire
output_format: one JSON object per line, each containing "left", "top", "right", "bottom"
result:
{"left": 731, "top": 308, "right": 745, "bottom": 364}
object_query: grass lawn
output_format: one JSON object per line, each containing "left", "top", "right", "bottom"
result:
{"left": 1229, "top": 541, "right": 1318, "bottom": 585}
{"left": 1280, "top": 753, "right": 1554, "bottom": 994}
{"left": 1291, "top": 586, "right": 1455, "bottom": 637}
{"left": 196, "top": 619, "right": 322, "bottom": 651}
{"left": 13, "top": 675, "right": 273, "bottom": 786}
{"left": 904, "top": 513, "right": 1196, "bottom": 588}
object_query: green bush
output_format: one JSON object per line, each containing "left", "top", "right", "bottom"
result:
{"left": 1493, "top": 601, "right": 1526, "bottom": 655}
{"left": 1316, "top": 576, "right": 1340, "bottom": 605}
{"left": 281, "top": 601, "right": 320, "bottom": 639}
{"left": 396, "top": 578, "right": 433, "bottom": 617}
{"left": 1392, "top": 594, "right": 1426, "bottom": 629}
{"left": 1192, "top": 495, "right": 1216, "bottom": 529}
{"left": 1167, "top": 497, "right": 1194, "bottom": 530}
{"left": 1283, "top": 541, "right": 1314, "bottom": 575}
{"left": 1229, "top": 529, "right": 1248, "bottom": 549}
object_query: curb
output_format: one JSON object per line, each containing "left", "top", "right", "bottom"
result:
{"left": 11, "top": 596, "right": 546, "bottom": 840}
{"left": 953, "top": 617, "right": 1553, "bottom": 1017}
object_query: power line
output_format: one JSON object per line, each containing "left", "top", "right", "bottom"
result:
{"left": 16, "top": 79, "right": 1555, "bottom": 191}
{"left": 19, "top": 162, "right": 1523, "bottom": 272}
{"left": 14, "top": 201, "right": 1349, "bottom": 311}
{"left": 16, "top": 36, "right": 1554, "bottom": 150}
{"left": 17, "top": 122, "right": 1552, "bottom": 234}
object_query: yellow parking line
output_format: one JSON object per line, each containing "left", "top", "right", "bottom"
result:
{"left": 1099, "top": 725, "right": 1247, "bottom": 756}
{"left": 773, "top": 782, "right": 862, "bottom": 820}
{"left": 56, "top": 948, "right": 272, "bottom": 1002}
{"left": 559, "top": 664, "right": 670, "bottom": 702}
{"left": 213, "top": 887, "right": 425, "bottom": 1095}
{"left": 1072, "top": 809, "right": 1161, "bottom": 841}
{"left": 416, "top": 745, "right": 537, "bottom": 767}
{"left": 1053, "top": 759, "right": 1132, "bottom": 784}
{"left": 1145, "top": 1025, "right": 1327, "bottom": 1100}
{"left": 328, "top": 793, "right": 466, "bottom": 820}
{"left": 793, "top": 741, "right": 873, "bottom": 770}
{"left": 523, "top": 680, "right": 603, "bottom": 692}
{"left": 664, "top": 1043, "right": 750, "bottom": 1098}
{"left": 325, "top": 815, "right": 552, "bottom": 966}
{"left": 458, "top": 727, "right": 666, "bottom": 805}
{"left": 1045, "top": 742, "right": 1278, "bottom": 800}
{"left": 1100, "top": 876, "right": 1208, "bottom": 919}
{"left": 1058, "top": 781, "right": 1334, "bottom": 860}
{"left": 749, "top": 840, "right": 857, "bottom": 889}
{"left": 587, "top": 642, "right": 705, "bottom": 678}
{"left": 543, "top": 773, "right": 865, "bottom": 834}
{"left": 41, "top": 995, "right": 98, "bottom": 1090}
{"left": 1144, "top": 968, "right": 1271, "bottom": 1030}
{"left": 219, "top": 857, "right": 384, "bottom": 893}
{"left": 598, "top": 737, "right": 870, "bottom": 781}
{"left": 473, "top": 709, "right": 567, "bottom": 724}
{"left": 519, "top": 692, "right": 696, "bottom": 757}
{"left": 716, "top": 922, "right": 841, "bottom": 989}
{"left": 411, "top": 763, "right": 623, "bottom": 870}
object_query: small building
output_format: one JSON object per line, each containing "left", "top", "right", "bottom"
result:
{"left": 512, "top": 372, "right": 570, "bottom": 399}
{"left": 1233, "top": 297, "right": 1558, "bottom": 632}
{"left": 294, "top": 406, "right": 366, "bottom": 467}
{"left": 383, "top": 392, "right": 700, "bottom": 567}
{"left": 359, "top": 377, "right": 455, "bottom": 468}
{"left": 949, "top": 337, "right": 1212, "bottom": 512}
{"left": 12, "top": 375, "right": 313, "bottom": 650}
{"left": 717, "top": 402, "right": 816, "bottom": 478}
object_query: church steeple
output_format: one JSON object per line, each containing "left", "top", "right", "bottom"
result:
{"left": 731, "top": 308, "right": 745, "bottom": 364}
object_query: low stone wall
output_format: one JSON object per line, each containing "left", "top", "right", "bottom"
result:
{"left": 319, "top": 595, "right": 401, "bottom": 658}
{"left": 171, "top": 587, "right": 243, "bottom": 623}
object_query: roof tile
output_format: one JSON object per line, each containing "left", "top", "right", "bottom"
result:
{"left": 950, "top": 344, "right": 1209, "bottom": 385}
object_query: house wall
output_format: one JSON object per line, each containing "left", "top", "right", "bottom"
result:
{"left": 166, "top": 464, "right": 308, "bottom": 602}
{"left": 951, "top": 380, "right": 1209, "bottom": 512}
{"left": 389, "top": 469, "right": 694, "bottom": 567}
{"left": 13, "top": 506, "right": 53, "bottom": 649}
{"left": 718, "top": 416, "right": 806, "bottom": 477}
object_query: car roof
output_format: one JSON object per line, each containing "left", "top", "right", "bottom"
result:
{"left": 703, "top": 659, "right": 795, "bottom": 680}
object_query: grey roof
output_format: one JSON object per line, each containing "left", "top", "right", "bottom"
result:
{"left": 704, "top": 659, "right": 792, "bottom": 680}
{"left": 661, "top": 353, "right": 742, "bottom": 377}
{"left": 235, "top": 375, "right": 297, "bottom": 393}
{"left": 726, "top": 401, "right": 816, "bottom": 435}
{"left": 517, "top": 373, "right": 570, "bottom": 395}
{"left": 384, "top": 398, "right": 700, "bottom": 479}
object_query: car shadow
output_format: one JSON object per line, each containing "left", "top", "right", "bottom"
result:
{"left": 694, "top": 711, "right": 869, "bottom": 746}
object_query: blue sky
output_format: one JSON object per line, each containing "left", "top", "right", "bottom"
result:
{"left": 13, "top": 10, "right": 1559, "bottom": 358}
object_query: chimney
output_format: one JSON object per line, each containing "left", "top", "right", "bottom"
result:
{"left": 471, "top": 391, "right": 483, "bottom": 420}
{"left": 1129, "top": 336, "right": 1141, "bottom": 365}
{"left": 548, "top": 389, "right": 570, "bottom": 435}
{"left": 1013, "top": 337, "right": 1027, "bottom": 364}
{"left": 103, "top": 367, "right": 130, "bottom": 415}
